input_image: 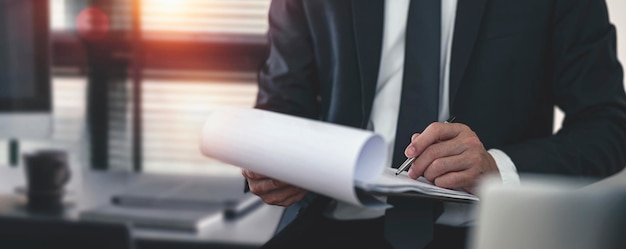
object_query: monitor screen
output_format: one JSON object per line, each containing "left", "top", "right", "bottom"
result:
{"left": 0, "top": 0, "right": 52, "bottom": 139}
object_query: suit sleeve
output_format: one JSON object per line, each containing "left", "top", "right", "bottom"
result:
{"left": 501, "top": 0, "right": 626, "bottom": 178}
{"left": 255, "top": 0, "right": 320, "bottom": 119}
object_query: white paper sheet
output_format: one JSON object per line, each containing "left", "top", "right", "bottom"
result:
{"left": 356, "top": 168, "right": 479, "bottom": 202}
{"left": 200, "top": 107, "right": 388, "bottom": 207}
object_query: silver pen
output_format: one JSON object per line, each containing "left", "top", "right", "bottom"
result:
{"left": 395, "top": 116, "right": 456, "bottom": 176}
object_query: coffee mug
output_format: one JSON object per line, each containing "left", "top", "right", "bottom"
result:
{"left": 23, "top": 150, "right": 71, "bottom": 210}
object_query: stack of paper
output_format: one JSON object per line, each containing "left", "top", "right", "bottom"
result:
{"left": 356, "top": 168, "right": 479, "bottom": 202}
{"left": 200, "top": 108, "right": 478, "bottom": 209}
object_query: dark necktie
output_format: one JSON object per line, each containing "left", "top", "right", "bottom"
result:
{"left": 385, "top": 0, "right": 441, "bottom": 248}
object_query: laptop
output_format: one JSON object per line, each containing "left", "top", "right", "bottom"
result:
{"left": 80, "top": 173, "right": 256, "bottom": 232}
{"left": 470, "top": 177, "right": 626, "bottom": 249}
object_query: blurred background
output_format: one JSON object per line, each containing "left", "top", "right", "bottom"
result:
{"left": 1, "top": 0, "right": 270, "bottom": 176}
{"left": 0, "top": 0, "right": 624, "bottom": 178}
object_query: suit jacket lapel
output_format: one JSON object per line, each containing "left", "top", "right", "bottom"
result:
{"left": 352, "top": 0, "right": 384, "bottom": 128}
{"left": 450, "top": 0, "right": 488, "bottom": 108}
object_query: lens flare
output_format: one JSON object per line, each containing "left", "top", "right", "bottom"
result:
{"left": 76, "top": 7, "right": 110, "bottom": 41}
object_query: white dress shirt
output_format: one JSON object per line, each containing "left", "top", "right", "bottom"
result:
{"left": 328, "top": 0, "right": 520, "bottom": 226}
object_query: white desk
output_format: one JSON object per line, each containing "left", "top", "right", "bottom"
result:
{"left": 0, "top": 167, "right": 284, "bottom": 249}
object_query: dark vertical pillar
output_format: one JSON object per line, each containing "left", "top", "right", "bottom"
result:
{"left": 131, "top": 0, "right": 142, "bottom": 172}
{"left": 85, "top": 43, "right": 128, "bottom": 170}
{"left": 74, "top": 0, "right": 131, "bottom": 170}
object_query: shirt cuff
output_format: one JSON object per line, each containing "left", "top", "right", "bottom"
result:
{"left": 488, "top": 149, "right": 520, "bottom": 186}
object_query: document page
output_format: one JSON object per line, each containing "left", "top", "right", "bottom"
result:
{"left": 357, "top": 168, "right": 479, "bottom": 202}
{"left": 200, "top": 108, "right": 388, "bottom": 208}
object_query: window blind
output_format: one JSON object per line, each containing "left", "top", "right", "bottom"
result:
{"left": 142, "top": 0, "right": 270, "bottom": 40}
{"left": 51, "top": 0, "right": 270, "bottom": 38}
{"left": 48, "top": 0, "right": 266, "bottom": 174}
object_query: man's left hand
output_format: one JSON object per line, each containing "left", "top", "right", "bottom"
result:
{"left": 405, "top": 122, "right": 499, "bottom": 194}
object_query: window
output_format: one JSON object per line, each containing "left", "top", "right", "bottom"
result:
{"left": 10, "top": 0, "right": 270, "bottom": 175}
{"left": 142, "top": 0, "right": 270, "bottom": 39}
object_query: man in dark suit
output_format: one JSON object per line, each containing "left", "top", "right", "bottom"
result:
{"left": 243, "top": 0, "right": 626, "bottom": 248}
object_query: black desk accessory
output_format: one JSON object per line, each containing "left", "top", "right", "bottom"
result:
{"left": 223, "top": 192, "right": 264, "bottom": 220}
{"left": 0, "top": 216, "right": 133, "bottom": 249}
{"left": 23, "top": 150, "right": 71, "bottom": 211}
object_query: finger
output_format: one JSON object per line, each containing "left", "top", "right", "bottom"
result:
{"left": 406, "top": 123, "right": 467, "bottom": 158}
{"left": 242, "top": 169, "right": 253, "bottom": 179}
{"left": 242, "top": 169, "right": 269, "bottom": 180}
{"left": 433, "top": 170, "right": 475, "bottom": 190}
{"left": 278, "top": 190, "right": 309, "bottom": 206}
{"left": 407, "top": 140, "right": 466, "bottom": 179}
{"left": 271, "top": 188, "right": 308, "bottom": 206}
{"left": 403, "top": 133, "right": 421, "bottom": 158}
{"left": 260, "top": 186, "right": 306, "bottom": 206}
{"left": 261, "top": 178, "right": 290, "bottom": 192}
{"left": 272, "top": 179, "right": 291, "bottom": 190}
{"left": 249, "top": 178, "right": 289, "bottom": 195}
{"left": 421, "top": 154, "right": 471, "bottom": 182}
{"left": 411, "top": 133, "right": 421, "bottom": 141}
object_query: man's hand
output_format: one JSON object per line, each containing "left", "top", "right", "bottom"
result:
{"left": 405, "top": 122, "right": 499, "bottom": 194}
{"left": 242, "top": 169, "right": 308, "bottom": 206}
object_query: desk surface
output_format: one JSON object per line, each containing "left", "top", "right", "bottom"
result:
{"left": 0, "top": 167, "right": 284, "bottom": 248}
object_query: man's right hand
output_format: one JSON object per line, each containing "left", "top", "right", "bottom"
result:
{"left": 242, "top": 169, "right": 308, "bottom": 207}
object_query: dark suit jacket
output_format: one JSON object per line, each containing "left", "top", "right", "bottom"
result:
{"left": 257, "top": 0, "right": 626, "bottom": 178}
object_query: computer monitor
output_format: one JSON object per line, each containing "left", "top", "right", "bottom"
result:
{"left": 0, "top": 0, "right": 52, "bottom": 139}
